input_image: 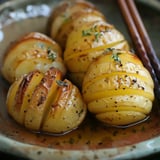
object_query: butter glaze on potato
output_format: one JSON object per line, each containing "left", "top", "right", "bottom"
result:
{"left": 7, "top": 67, "right": 87, "bottom": 135}
{"left": 48, "top": 0, "right": 129, "bottom": 87}
{"left": 47, "top": 0, "right": 98, "bottom": 48}
{"left": 1, "top": 32, "right": 66, "bottom": 83}
{"left": 82, "top": 50, "right": 154, "bottom": 126}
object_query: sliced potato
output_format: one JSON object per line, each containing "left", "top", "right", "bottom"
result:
{"left": 6, "top": 77, "right": 24, "bottom": 123}
{"left": 6, "top": 70, "right": 44, "bottom": 124}
{"left": 96, "top": 111, "right": 147, "bottom": 126}
{"left": 1, "top": 32, "right": 66, "bottom": 83}
{"left": 6, "top": 67, "right": 87, "bottom": 134}
{"left": 15, "top": 57, "right": 65, "bottom": 80}
{"left": 82, "top": 50, "right": 154, "bottom": 126}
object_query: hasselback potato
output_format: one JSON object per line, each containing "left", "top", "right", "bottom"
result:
{"left": 1, "top": 32, "right": 66, "bottom": 83}
{"left": 7, "top": 67, "right": 87, "bottom": 134}
{"left": 82, "top": 50, "right": 154, "bottom": 126}
{"left": 47, "top": 0, "right": 102, "bottom": 49}
{"left": 48, "top": 0, "right": 129, "bottom": 87}
{"left": 64, "top": 20, "right": 129, "bottom": 87}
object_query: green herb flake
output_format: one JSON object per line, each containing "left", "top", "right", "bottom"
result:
{"left": 111, "top": 50, "right": 121, "bottom": 64}
{"left": 82, "top": 25, "right": 103, "bottom": 42}
{"left": 47, "top": 49, "right": 57, "bottom": 61}
{"left": 103, "top": 48, "right": 114, "bottom": 55}
{"left": 82, "top": 29, "right": 92, "bottom": 37}
{"left": 56, "top": 80, "right": 68, "bottom": 87}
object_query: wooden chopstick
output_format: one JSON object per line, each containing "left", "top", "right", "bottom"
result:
{"left": 117, "top": 0, "right": 160, "bottom": 101}
{"left": 126, "top": 0, "right": 160, "bottom": 81}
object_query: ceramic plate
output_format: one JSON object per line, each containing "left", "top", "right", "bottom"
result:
{"left": 137, "top": 0, "right": 160, "bottom": 11}
{"left": 0, "top": 0, "right": 160, "bottom": 160}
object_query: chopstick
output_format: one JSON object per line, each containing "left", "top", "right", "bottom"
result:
{"left": 117, "top": 0, "right": 160, "bottom": 102}
{"left": 126, "top": 0, "right": 160, "bottom": 81}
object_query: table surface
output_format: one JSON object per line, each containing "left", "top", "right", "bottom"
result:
{"left": 0, "top": 0, "right": 160, "bottom": 160}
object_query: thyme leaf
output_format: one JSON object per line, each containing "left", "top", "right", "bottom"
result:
{"left": 82, "top": 25, "right": 103, "bottom": 42}
{"left": 103, "top": 48, "right": 114, "bottom": 54}
{"left": 56, "top": 80, "right": 68, "bottom": 87}
{"left": 82, "top": 29, "right": 92, "bottom": 36}
{"left": 111, "top": 50, "right": 121, "bottom": 64}
{"left": 47, "top": 48, "right": 57, "bottom": 61}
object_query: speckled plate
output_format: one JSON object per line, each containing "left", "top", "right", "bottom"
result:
{"left": 0, "top": 0, "right": 160, "bottom": 160}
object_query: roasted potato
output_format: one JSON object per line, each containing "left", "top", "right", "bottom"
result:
{"left": 1, "top": 32, "right": 66, "bottom": 83}
{"left": 64, "top": 21, "right": 129, "bottom": 87}
{"left": 82, "top": 50, "right": 154, "bottom": 126}
{"left": 6, "top": 67, "right": 87, "bottom": 134}
{"left": 48, "top": 0, "right": 129, "bottom": 87}
{"left": 47, "top": 0, "right": 101, "bottom": 48}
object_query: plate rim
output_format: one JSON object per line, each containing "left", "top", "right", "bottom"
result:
{"left": 1, "top": 133, "right": 160, "bottom": 160}
{"left": 0, "top": 0, "right": 160, "bottom": 159}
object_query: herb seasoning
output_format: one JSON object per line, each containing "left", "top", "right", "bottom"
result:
{"left": 111, "top": 50, "right": 122, "bottom": 64}
{"left": 56, "top": 80, "right": 68, "bottom": 87}
{"left": 47, "top": 49, "right": 57, "bottom": 61}
{"left": 82, "top": 25, "right": 103, "bottom": 42}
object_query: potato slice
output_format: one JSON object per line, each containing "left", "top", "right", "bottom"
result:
{"left": 84, "top": 88, "right": 154, "bottom": 103}
{"left": 88, "top": 95, "right": 152, "bottom": 114}
{"left": 6, "top": 77, "right": 23, "bottom": 123}
{"left": 42, "top": 79, "right": 87, "bottom": 134}
{"left": 64, "top": 21, "right": 129, "bottom": 59}
{"left": 15, "top": 57, "right": 66, "bottom": 80}
{"left": 24, "top": 67, "right": 62, "bottom": 131}
{"left": 18, "top": 71, "right": 44, "bottom": 123}
{"left": 96, "top": 111, "right": 146, "bottom": 126}
{"left": 83, "top": 72, "right": 154, "bottom": 96}
{"left": 18, "top": 71, "right": 43, "bottom": 124}
{"left": 83, "top": 50, "right": 153, "bottom": 85}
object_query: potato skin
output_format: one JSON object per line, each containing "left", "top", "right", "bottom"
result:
{"left": 42, "top": 79, "right": 87, "bottom": 134}
{"left": 4, "top": 0, "right": 155, "bottom": 134}
{"left": 64, "top": 21, "right": 129, "bottom": 87}
{"left": 6, "top": 67, "right": 87, "bottom": 134}
{"left": 47, "top": 0, "right": 99, "bottom": 48}
{"left": 47, "top": 0, "right": 129, "bottom": 88}
{"left": 82, "top": 50, "right": 154, "bottom": 126}
{"left": 1, "top": 32, "right": 66, "bottom": 83}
